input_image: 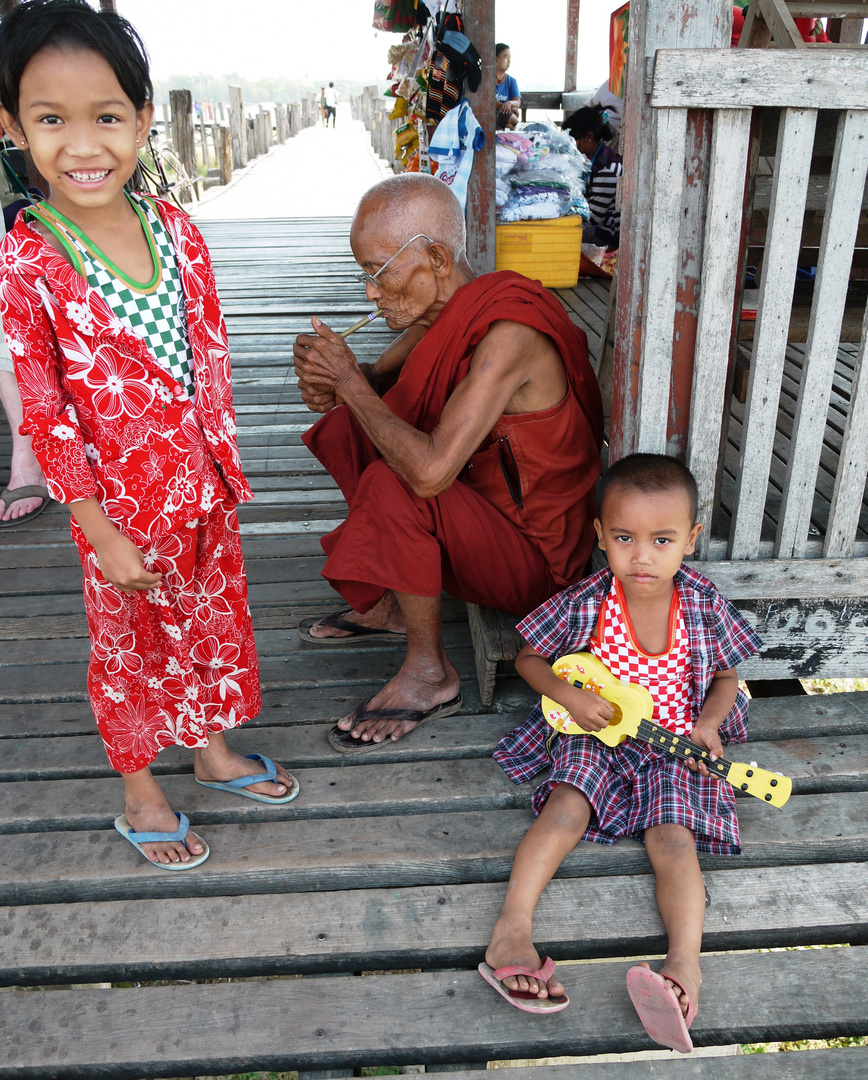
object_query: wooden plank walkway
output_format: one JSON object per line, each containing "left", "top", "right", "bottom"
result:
{"left": 1, "top": 219, "right": 867, "bottom": 1077}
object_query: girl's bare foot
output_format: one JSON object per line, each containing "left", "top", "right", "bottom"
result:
{"left": 123, "top": 793, "right": 205, "bottom": 865}
{"left": 195, "top": 736, "right": 293, "bottom": 799}
{"left": 484, "top": 917, "right": 565, "bottom": 1000}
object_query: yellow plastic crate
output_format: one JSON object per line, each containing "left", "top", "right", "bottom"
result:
{"left": 495, "top": 215, "right": 583, "bottom": 288}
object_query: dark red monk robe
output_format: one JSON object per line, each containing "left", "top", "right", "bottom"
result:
{"left": 302, "top": 271, "right": 603, "bottom": 616}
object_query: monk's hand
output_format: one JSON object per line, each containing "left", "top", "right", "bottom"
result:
{"left": 293, "top": 316, "right": 363, "bottom": 405}
{"left": 685, "top": 718, "right": 725, "bottom": 777}
{"left": 561, "top": 686, "right": 614, "bottom": 733}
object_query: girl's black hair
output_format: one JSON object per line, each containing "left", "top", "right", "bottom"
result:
{"left": 495, "top": 42, "right": 510, "bottom": 56}
{"left": 0, "top": 0, "right": 152, "bottom": 117}
{"left": 561, "top": 104, "right": 613, "bottom": 144}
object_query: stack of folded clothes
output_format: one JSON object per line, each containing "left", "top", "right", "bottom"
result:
{"left": 496, "top": 122, "right": 591, "bottom": 224}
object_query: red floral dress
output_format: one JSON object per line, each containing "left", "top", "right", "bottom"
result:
{"left": 0, "top": 196, "right": 261, "bottom": 772}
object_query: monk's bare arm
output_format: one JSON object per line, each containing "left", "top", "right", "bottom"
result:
{"left": 361, "top": 323, "right": 427, "bottom": 396}
{"left": 295, "top": 318, "right": 566, "bottom": 497}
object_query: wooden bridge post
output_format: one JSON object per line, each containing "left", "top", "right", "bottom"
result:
{"left": 169, "top": 88, "right": 196, "bottom": 204}
{"left": 290, "top": 102, "right": 302, "bottom": 137}
{"left": 611, "top": 0, "right": 730, "bottom": 461}
{"left": 229, "top": 84, "right": 247, "bottom": 169}
{"left": 214, "top": 124, "right": 232, "bottom": 186}
{"left": 463, "top": 0, "right": 496, "bottom": 273}
{"left": 564, "top": 0, "right": 581, "bottom": 92}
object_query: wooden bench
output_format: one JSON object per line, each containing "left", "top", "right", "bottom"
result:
{"left": 466, "top": 602, "right": 524, "bottom": 707}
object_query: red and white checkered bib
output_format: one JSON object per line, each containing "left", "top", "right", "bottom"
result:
{"left": 590, "top": 578, "right": 694, "bottom": 735}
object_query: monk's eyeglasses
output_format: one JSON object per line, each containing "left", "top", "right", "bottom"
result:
{"left": 356, "top": 233, "right": 434, "bottom": 289}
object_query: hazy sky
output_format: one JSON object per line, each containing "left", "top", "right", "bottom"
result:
{"left": 117, "top": 0, "right": 624, "bottom": 91}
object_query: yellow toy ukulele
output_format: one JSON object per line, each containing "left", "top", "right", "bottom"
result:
{"left": 541, "top": 652, "right": 792, "bottom": 808}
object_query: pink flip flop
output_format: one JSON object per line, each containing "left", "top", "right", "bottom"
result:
{"left": 626, "top": 966, "right": 697, "bottom": 1054}
{"left": 477, "top": 957, "right": 570, "bottom": 1014}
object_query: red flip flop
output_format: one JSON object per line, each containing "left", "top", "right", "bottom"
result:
{"left": 478, "top": 957, "right": 569, "bottom": 1014}
{"left": 626, "top": 965, "right": 696, "bottom": 1053}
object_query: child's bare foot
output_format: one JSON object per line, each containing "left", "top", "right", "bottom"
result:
{"left": 636, "top": 959, "right": 701, "bottom": 1019}
{"left": 194, "top": 739, "right": 293, "bottom": 799}
{"left": 123, "top": 793, "right": 206, "bottom": 865}
{"left": 484, "top": 917, "right": 565, "bottom": 1000}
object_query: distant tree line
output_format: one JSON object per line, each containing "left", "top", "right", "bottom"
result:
{"left": 151, "top": 73, "right": 377, "bottom": 106}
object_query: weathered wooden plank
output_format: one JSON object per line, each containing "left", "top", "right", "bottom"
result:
{"left": 2, "top": 684, "right": 863, "bottom": 745}
{"left": 1, "top": 794, "right": 865, "bottom": 905}
{"left": 0, "top": 757, "right": 527, "bottom": 834}
{"left": 0, "top": 948, "right": 865, "bottom": 1077}
{"left": 825, "top": 297, "right": 868, "bottom": 556}
{"left": 652, "top": 49, "right": 868, "bottom": 109}
{"left": 737, "top": 596, "right": 868, "bottom": 678}
{"left": 348, "top": 1050, "right": 868, "bottom": 1080}
{"left": 776, "top": 109, "right": 868, "bottom": 558}
{"left": 698, "top": 556, "right": 868, "bottom": 598}
{"left": 729, "top": 107, "right": 818, "bottom": 560}
{"left": 4, "top": 861, "right": 865, "bottom": 986}
{"left": 637, "top": 107, "right": 688, "bottom": 453}
{"left": 688, "top": 107, "right": 753, "bottom": 557}
{"left": 330, "top": 1050, "right": 868, "bottom": 1080}
{"left": 0, "top": 714, "right": 520, "bottom": 780}
{"left": 1, "top": 733, "right": 859, "bottom": 836}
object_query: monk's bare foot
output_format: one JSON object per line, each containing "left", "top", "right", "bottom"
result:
{"left": 307, "top": 592, "right": 406, "bottom": 639}
{"left": 484, "top": 916, "right": 565, "bottom": 1000}
{"left": 636, "top": 959, "right": 701, "bottom": 1019}
{"left": 124, "top": 791, "right": 206, "bottom": 866}
{"left": 195, "top": 737, "right": 292, "bottom": 799}
{"left": 336, "top": 660, "right": 461, "bottom": 744}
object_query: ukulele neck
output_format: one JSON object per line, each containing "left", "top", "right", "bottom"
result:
{"left": 635, "top": 717, "right": 733, "bottom": 779}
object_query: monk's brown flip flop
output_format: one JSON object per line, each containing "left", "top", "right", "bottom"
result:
{"left": 327, "top": 693, "right": 464, "bottom": 754}
{"left": 298, "top": 612, "right": 407, "bottom": 644}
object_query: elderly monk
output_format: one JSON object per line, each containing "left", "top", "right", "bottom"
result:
{"left": 293, "top": 174, "right": 602, "bottom": 752}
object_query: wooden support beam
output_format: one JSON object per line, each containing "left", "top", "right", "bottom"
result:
{"left": 169, "top": 88, "right": 196, "bottom": 204}
{"left": 464, "top": 0, "right": 496, "bottom": 274}
{"left": 565, "top": 0, "right": 581, "bottom": 92}
{"left": 611, "top": 0, "right": 732, "bottom": 462}
{"left": 229, "top": 84, "right": 246, "bottom": 169}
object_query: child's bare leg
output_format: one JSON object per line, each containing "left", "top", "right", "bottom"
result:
{"left": 194, "top": 731, "right": 292, "bottom": 798}
{"left": 485, "top": 783, "right": 592, "bottom": 999}
{"left": 122, "top": 767, "right": 206, "bottom": 865}
{"left": 642, "top": 823, "right": 705, "bottom": 1017}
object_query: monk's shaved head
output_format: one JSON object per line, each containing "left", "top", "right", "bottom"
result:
{"left": 353, "top": 173, "right": 470, "bottom": 271}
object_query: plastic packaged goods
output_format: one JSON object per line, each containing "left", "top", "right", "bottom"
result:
{"left": 495, "top": 120, "right": 590, "bottom": 224}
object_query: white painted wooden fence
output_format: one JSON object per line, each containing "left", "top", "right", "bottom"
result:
{"left": 636, "top": 48, "right": 868, "bottom": 564}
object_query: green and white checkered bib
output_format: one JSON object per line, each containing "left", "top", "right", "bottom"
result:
{"left": 30, "top": 196, "right": 195, "bottom": 398}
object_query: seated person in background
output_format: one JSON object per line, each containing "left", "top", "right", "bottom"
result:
{"left": 495, "top": 43, "right": 520, "bottom": 130}
{"left": 585, "top": 80, "right": 623, "bottom": 134}
{"left": 482, "top": 454, "right": 761, "bottom": 1052}
{"left": 292, "top": 173, "right": 603, "bottom": 753}
{"left": 562, "top": 104, "right": 623, "bottom": 249}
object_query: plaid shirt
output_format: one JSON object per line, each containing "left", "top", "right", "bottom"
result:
{"left": 499, "top": 564, "right": 762, "bottom": 786}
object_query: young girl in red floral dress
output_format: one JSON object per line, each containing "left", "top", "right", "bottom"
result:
{"left": 0, "top": 0, "right": 298, "bottom": 869}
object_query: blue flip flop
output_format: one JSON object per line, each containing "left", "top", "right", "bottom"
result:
{"left": 114, "top": 811, "right": 210, "bottom": 870}
{"left": 195, "top": 753, "right": 300, "bottom": 804}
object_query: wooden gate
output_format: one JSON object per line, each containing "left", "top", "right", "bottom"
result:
{"left": 617, "top": 44, "right": 868, "bottom": 678}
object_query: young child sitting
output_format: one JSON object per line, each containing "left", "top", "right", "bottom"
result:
{"left": 480, "top": 453, "right": 761, "bottom": 1052}
{"left": 0, "top": 0, "right": 298, "bottom": 869}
